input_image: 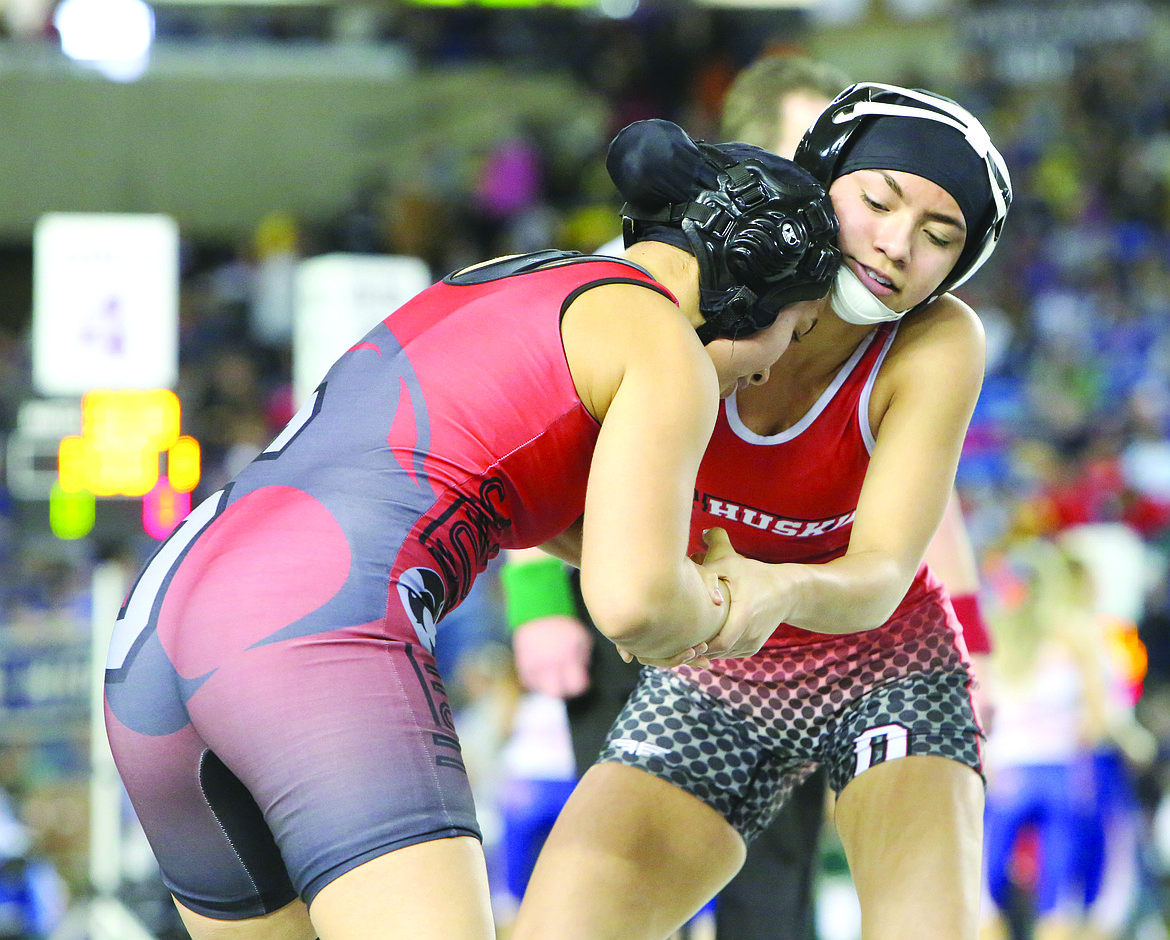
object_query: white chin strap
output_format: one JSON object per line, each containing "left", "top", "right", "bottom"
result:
{"left": 830, "top": 266, "right": 908, "bottom": 325}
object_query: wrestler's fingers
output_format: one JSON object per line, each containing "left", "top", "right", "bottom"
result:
{"left": 700, "top": 527, "right": 734, "bottom": 561}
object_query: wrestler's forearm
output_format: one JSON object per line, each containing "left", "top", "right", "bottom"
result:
{"left": 766, "top": 551, "right": 913, "bottom": 635}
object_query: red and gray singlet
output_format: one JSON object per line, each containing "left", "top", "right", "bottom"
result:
{"left": 101, "top": 251, "right": 674, "bottom": 917}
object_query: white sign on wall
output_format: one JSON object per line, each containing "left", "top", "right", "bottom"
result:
{"left": 33, "top": 212, "right": 179, "bottom": 396}
{"left": 293, "top": 253, "right": 431, "bottom": 407}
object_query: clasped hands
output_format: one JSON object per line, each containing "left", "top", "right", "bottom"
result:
{"left": 616, "top": 527, "right": 774, "bottom": 669}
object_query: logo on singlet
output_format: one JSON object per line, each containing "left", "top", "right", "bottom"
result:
{"left": 852, "top": 723, "right": 910, "bottom": 776}
{"left": 699, "top": 493, "right": 855, "bottom": 539}
{"left": 397, "top": 566, "right": 447, "bottom": 651}
{"left": 418, "top": 475, "right": 512, "bottom": 611}
{"left": 612, "top": 738, "right": 670, "bottom": 759}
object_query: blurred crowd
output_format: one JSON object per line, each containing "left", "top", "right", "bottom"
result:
{"left": 0, "top": 4, "right": 1165, "bottom": 938}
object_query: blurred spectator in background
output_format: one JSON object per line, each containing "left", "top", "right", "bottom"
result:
{"left": 980, "top": 536, "right": 1156, "bottom": 940}
{"left": 1062, "top": 525, "right": 1164, "bottom": 940}
{"left": 0, "top": 788, "right": 65, "bottom": 940}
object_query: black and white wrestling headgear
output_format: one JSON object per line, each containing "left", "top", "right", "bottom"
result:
{"left": 794, "top": 82, "right": 1012, "bottom": 325}
{"left": 607, "top": 119, "right": 840, "bottom": 345}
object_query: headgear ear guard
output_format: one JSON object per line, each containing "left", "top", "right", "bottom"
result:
{"left": 794, "top": 82, "right": 1012, "bottom": 324}
{"left": 612, "top": 121, "right": 840, "bottom": 345}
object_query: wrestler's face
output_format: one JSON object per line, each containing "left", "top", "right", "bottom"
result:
{"left": 830, "top": 168, "right": 967, "bottom": 311}
{"left": 706, "top": 301, "right": 819, "bottom": 399}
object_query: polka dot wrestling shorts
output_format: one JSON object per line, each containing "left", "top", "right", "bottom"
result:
{"left": 596, "top": 615, "right": 983, "bottom": 843}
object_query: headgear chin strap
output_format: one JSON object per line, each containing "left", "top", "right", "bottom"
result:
{"left": 830, "top": 266, "right": 907, "bottom": 325}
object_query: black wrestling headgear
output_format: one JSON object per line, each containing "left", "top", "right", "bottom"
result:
{"left": 794, "top": 82, "right": 1011, "bottom": 306}
{"left": 607, "top": 119, "right": 840, "bottom": 345}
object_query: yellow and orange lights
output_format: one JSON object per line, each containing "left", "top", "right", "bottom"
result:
{"left": 59, "top": 389, "right": 195, "bottom": 497}
{"left": 54, "top": 389, "right": 200, "bottom": 540}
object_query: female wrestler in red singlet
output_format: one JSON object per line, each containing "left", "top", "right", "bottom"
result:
{"left": 515, "top": 83, "right": 1012, "bottom": 940}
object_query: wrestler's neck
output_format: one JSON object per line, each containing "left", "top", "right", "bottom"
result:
{"left": 622, "top": 241, "right": 702, "bottom": 328}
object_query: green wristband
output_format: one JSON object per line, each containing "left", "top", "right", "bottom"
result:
{"left": 500, "top": 555, "right": 577, "bottom": 633}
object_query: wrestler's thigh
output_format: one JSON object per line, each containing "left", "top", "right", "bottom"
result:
{"left": 308, "top": 836, "right": 494, "bottom": 940}
{"left": 834, "top": 755, "right": 984, "bottom": 940}
{"left": 514, "top": 762, "right": 745, "bottom": 940}
{"left": 175, "top": 898, "right": 315, "bottom": 940}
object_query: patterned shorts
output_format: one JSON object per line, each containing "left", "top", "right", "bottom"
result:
{"left": 597, "top": 618, "right": 983, "bottom": 843}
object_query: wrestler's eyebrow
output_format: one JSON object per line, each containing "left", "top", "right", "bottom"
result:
{"left": 878, "top": 170, "right": 966, "bottom": 232}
